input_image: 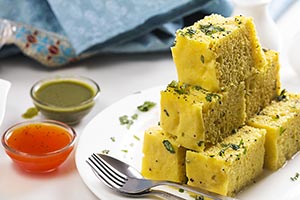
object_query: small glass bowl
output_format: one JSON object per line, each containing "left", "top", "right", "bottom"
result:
{"left": 30, "top": 76, "right": 100, "bottom": 125}
{"left": 2, "top": 120, "right": 76, "bottom": 173}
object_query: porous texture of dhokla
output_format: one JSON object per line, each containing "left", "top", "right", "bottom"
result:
{"left": 171, "top": 14, "right": 266, "bottom": 92}
{"left": 186, "top": 126, "right": 266, "bottom": 197}
{"left": 245, "top": 49, "right": 281, "bottom": 119}
{"left": 141, "top": 126, "right": 186, "bottom": 183}
{"left": 247, "top": 92, "right": 300, "bottom": 170}
{"left": 160, "top": 80, "right": 246, "bottom": 150}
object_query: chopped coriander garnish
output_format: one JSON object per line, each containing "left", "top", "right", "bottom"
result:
{"left": 118, "top": 100, "right": 155, "bottom": 129}
{"left": 219, "top": 148, "right": 226, "bottom": 157}
{"left": 291, "top": 172, "right": 299, "bottom": 181}
{"left": 163, "top": 140, "right": 175, "bottom": 154}
{"left": 199, "top": 24, "right": 225, "bottom": 36}
{"left": 243, "top": 146, "right": 247, "bottom": 155}
{"left": 133, "top": 135, "right": 140, "bottom": 141}
{"left": 229, "top": 143, "right": 240, "bottom": 151}
{"left": 276, "top": 89, "right": 287, "bottom": 102}
{"left": 193, "top": 85, "right": 203, "bottom": 91}
{"left": 127, "top": 120, "right": 134, "bottom": 128}
{"left": 121, "top": 149, "right": 128, "bottom": 153}
{"left": 186, "top": 27, "right": 196, "bottom": 37}
{"left": 137, "top": 101, "right": 156, "bottom": 112}
{"left": 168, "top": 81, "right": 190, "bottom": 95}
{"left": 174, "top": 86, "right": 188, "bottom": 95}
{"left": 200, "top": 55, "right": 205, "bottom": 63}
{"left": 168, "top": 80, "right": 178, "bottom": 88}
{"left": 219, "top": 139, "right": 245, "bottom": 157}
{"left": 119, "top": 114, "right": 138, "bottom": 129}
{"left": 131, "top": 113, "right": 138, "bottom": 120}
{"left": 22, "top": 107, "right": 39, "bottom": 119}
{"left": 110, "top": 137, "right": 116, "bottom": 142}
{"left": 178, "top": 188, "right": 184, "bottom": 193}
{"left": 279, "top": 127, "right": 286, "bottom": 136}
{"left": 119, "top": 115, "right": 130, "bottom": 125}
{"left": 205, "top": 93, "right": 220, "bottom": 102}
{"left": 163, "top": 109, "right": 169, "bottom": 117}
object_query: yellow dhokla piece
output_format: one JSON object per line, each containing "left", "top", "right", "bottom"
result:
{"left": 160, "top": 80, "right": 246, "bottom": 149}
{"left": 245, "top": 49, "right": 281, "bottom": 119}
{"left": 172, "top": 14, "right": 266, "bottom": 92}
{"left": 141, "top": 126, "right": 186, "bottom": 183}
{"left": 186, "top": 126, "right": 266, "bottom": 197}
{"left": 248, "top": 92, "right": 300, "bottom": 170}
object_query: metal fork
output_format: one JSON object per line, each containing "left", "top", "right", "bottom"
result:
{"left": 87, "top": 153, "right": 185, "bottom": 200}
{"left": 86, "top": 153, "right": 237, "bottom": 200}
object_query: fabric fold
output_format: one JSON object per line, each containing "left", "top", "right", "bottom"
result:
{"left": 0, "top": 0, "right": 290, "bottom": 67}
{"left": 47, "top": 0, "right": 224, "bottom": 54}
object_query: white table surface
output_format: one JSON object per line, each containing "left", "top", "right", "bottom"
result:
{"left": 1, "top": 2, "right": 300, "bottom": 200}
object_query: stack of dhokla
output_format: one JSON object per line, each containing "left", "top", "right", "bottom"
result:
{"left": 141, "top": 14, "right": 300, "bottom": 197}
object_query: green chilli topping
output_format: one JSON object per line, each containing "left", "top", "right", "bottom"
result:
{"left": 163, "top": 140, "right": 175, "bottom": 154}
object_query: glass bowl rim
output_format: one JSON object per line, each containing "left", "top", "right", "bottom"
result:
{"left": 1, "top": 119, "right": 77, "bottom": 158}
{"left": 30, "top": 75, "right": 100, "bottom": 110}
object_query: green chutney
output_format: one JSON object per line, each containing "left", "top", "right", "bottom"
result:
{"left": 33, "top": 79, "right": 98, "bottom": 125}
{"left": 35, "top": 80, "right": 95, "bottom": 107}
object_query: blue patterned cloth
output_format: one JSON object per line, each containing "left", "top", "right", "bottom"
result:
{"left": 0, "top": 0, "right": 295, "bottom": 67}
{"left": 0, "top": 0, "right": 292, "bottom": 67}
{"left": 0, "top": 0, "right": 233, "bottom": 66}
{"left": 47, "top": 0, "right": 233, "bottom": 54}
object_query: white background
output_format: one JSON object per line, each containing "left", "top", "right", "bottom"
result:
{"left": 1, "top": 1, "right": 300, "bottom": 199}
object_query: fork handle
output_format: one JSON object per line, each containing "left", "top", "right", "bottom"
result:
{"left": 148, "top": 189, "right": 186, "bottom": 200}
{"left": 121, "top": 189, "right": 186, "bottom": 200}
{"left": 153, "top": 181, "right": 238, "bottom": 200}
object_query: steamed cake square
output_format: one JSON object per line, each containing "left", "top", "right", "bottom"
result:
{"left": 172, "top": 14, "right": 266, "bottom": 92}
{"left": 160, "top": 80, "right": 246, "bottom": 149}
{"left": 245, "top": 49, "right": 281, "bottom": 119}
{"left": 248, "top": 92, "right": 300, "bottom": 170}
{"left": 141, "top": 126, "right": 186, "bottom": 183}
{"left": 186, "top": 126, "right": 266, "bottom": 196}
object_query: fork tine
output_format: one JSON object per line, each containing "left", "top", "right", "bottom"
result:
{"left": 92, "top": 153, "right": 127, "bottom": 184}
{"left": 87, "top": 158, "right": 187, "bottom": 200}
{"left": 87, "top": 156, "right": 123, "bottom": 189}
{"left": 87, "top": 154, "right": 127, "bottom": 188}
{"left": 86, "top": 158, "right": 116, "bottom": 189}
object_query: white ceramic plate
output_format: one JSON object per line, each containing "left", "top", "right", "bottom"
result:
{"left": 75, "top": 86, "right": 300, "bottom": 200}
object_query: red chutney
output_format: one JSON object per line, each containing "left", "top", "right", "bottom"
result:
{"left": 4, "top": 122, "right": 76, "bottom": 173}
{"left": 7, "top": 124, "right": 72, "bottom": 154}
